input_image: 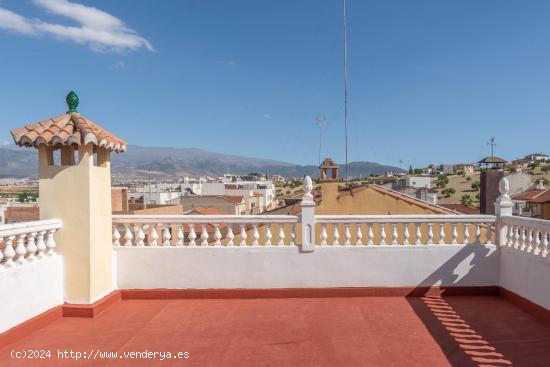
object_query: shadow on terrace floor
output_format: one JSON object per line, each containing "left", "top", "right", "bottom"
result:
{"left": 406, "top": 245, "right": 550, "bottom": 367}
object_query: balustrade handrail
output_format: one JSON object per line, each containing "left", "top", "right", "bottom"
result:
{"left": 500, "top": 215, "right": 550, "bottom": 228}
{"left": 315, "top": 215, "right": 496, "bottom": 224}
{"left": 112, "top": 214, "right": 298, "bottom": 224}
{"left": 0, "top": 219, "right": 63, "bottom": 237}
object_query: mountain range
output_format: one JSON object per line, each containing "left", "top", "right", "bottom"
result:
{"left": 0, "top": 145, "right": 405, "bottom": 178}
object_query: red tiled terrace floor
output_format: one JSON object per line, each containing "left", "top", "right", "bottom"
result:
{"left": 1, "top": 296, "right": 550, "bottom": 366}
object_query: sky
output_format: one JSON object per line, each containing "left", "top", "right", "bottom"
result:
{"left": 1, "top": 0, "right": 550, "bottom": 168}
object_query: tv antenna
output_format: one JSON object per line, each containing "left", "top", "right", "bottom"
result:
{"left": 315, "top": 116, "right": 326, "bottom": 166}
{"left": 343, "top": 0, "right": 350, "bottom": 186}
{"left": 487, "top": 136, "right": 496, "bottom": 157}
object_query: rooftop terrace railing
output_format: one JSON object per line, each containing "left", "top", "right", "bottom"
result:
{"left": 112, "top": 215, "right": 299, "bottom": 247}
{"left": 0, "top": 219, "right": 62, "bottom": 267}
{"left": 500, "top": 215, "right": 550, "bottom": 257}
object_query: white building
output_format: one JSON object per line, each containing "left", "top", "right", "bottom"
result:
{"left": 407, "top": 176, "right": 431, "bottom": 189}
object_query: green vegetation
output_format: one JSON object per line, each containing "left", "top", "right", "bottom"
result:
{"left": 18, "top": 192, "right": 38, "bottom": 202}
{"left": 436, "top": 174, "right": 449, "bottom": 188}
{"left": 442, "top": 187, "right": 456, "bottom": 198}
{"left": 471, "top": 180, "right": 480, "bottom": 191}
{"left": 460, "top": 194, "right": 473, "bottom": 207}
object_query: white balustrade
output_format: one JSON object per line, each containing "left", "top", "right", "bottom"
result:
{"left": 0, "top": 219, "right": 62, "bottom": 268}
{"left": 500, "top": 216, "right": 550, "bottom": 258}
{"left": 315, "top": 215, "right": 496, "bottom": 246}
{"left": 112, "top": 215, "right": 299, "bottom": 247}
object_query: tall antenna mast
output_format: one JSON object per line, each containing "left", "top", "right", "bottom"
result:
{"left": 487, "top": 136, "right": 496, "bottom": 156}
{"left": 343, "top": 0, "right": 350, "bottom": 186}
{"left": 315, "top": 116, "right": 326, "bottom": 167}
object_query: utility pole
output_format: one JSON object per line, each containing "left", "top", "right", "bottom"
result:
{"left": 343, "top": 0, "right": 350, "bottom": 186}
{"left": 315, "top": 116, "right": 326, "bottom": 167}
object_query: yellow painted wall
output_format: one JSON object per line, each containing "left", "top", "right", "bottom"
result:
{"left": 39, "top": 144, "right": 113, "bottom": 304}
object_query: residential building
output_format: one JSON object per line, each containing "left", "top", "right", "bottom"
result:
{"left": 454, "top": 163, "right": 476, "bottom": 174}
{"left": 173, "top": 195, "right": 247, "bottom": 215}
{"left": 270, "top": 174, "right": 285, "bottom": 183}
{"left": 512, "top": 180, "right": 550, "bottom": 219}
{"left": 524, "top": 152, "right": 548, "bottom": 163}
{"left": 439, "top": 164, "right": 455, "bottom": 175}
{"left": 406, "top": 176, "right": 431, "bottom": 189}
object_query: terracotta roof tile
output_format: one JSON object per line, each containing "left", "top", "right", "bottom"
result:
{"left": 11, "top": 113, "right": 126, "bottom": 153}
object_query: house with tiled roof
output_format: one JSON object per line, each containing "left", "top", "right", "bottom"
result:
{"left": 512, "top": 180, "right": 550, "bottom": 219}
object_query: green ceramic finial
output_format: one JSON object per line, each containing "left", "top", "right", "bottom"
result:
{"left": 66, "top": 91, "right": 79, "bottom": 113}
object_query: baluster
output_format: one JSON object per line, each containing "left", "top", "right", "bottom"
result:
{"left": 507, "top": 225, "right": 514, "bottom": 247}
{"left": 485, "top": 223, "right": 493, "bottom": 244}
{"left": 439, "top": 223, "right": 446, "bottom": 244}
{"left": 391, "top": 224, "right": 398, "bottom": 245}
{"left": 535, "top": 230, "right": 542, "bottom": 255}
{"left": 542, "top": 231, "right": 549, "bottom": 257}
{"left": 227, "top": 226, "right": 235, "bottom": 246}
{"left": 380, "top": 224, "right": 387, "bottom": 245}
{"left": 332, "top": 225, "right": 340, "bottom": 246}
{"left": 36, "top": 231, "right": 46, "bottom": 257}
{"left": 344, "top": 224, "right": 351, "bottom": 246}
{"left": 367, "top": 224, "right": 374, "bottom": 246}
{"left": 25, "top": 232, "right": 37, "bottom": 261}
{"left": 520, "top": 227, "right": 527, "bottom": 250}
{"left": 427, "top": 223, "right": 433, "bottom": 245}
{"left": 527, "top": 229, "right": 534, "bottom": 252}
{"left": 264, "top": 225, "right": 272, "bottom": 246}
{"left": 162, "top": 225, "right": 171, "bottom": 246}
{"left": 136, "top": 225, "right": 146, "bottom": 246}
{"left": 415, "top": 223, "right": 422, "bottom": 245}
{"left": 277, "top": 224, "right": 285, "bottom": 246}
{"left": 15, "top": 234, "right": 27, "bottom": 264}
{"left": 355, "top": 224, "right": 363, "bottom": 246}
{"left": 451, "top": 224, "right": 458, "bottom": 245}
{"left": 176, "top": 225, "right": 184, "bottom": 246}
{"left": 239, "top": 224, "right": 247, "bottom": 246}
{"left": 213, "top": 224, "right": 222, "bottom": 246}
{"left": 514, "top": 226, "right": 520, "bottom": 248}
{"left": 290, "top": 224, "right": 296, "bottom": 246}
{"left": 124, "top": 225, "right": 133, "bottom": 246}
{"left": 3, "top": 236, "right": 15, "bottom": 266}
{"left": 45, "top": 230, "right": 56, "bottom": 255}
{"left": 176, "top": 224, "right": 185, "bottom": 246}
{"left": 403, "top": 223, "right": 410, "bottom": 245}
{"left": 475, "top": 224, "right": 481, "bottom": 245}
{"left": 252, "top": 225, "right": 260, "bottom": 246}
{"left": 320, "top": 224, "right": 328, "bottom": 246}
{"left": 149, "top": 224, "right": 158, "bottom": 246}
{"left": 462, "top": 224, "right": 470, "bottom": 245}
{"left": 113, "top": 227, "right": 121, "bottom": 246}
{"left": 200, "top": 225, "right": 209, "bottom": 246}
{"left": 188, "top": 225, "right": 196, "bottom": 247}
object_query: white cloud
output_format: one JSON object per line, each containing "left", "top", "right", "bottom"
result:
{"left": 2, "top": 140, "right": 10, "bottom": 146}
{"left": 0, "top": 0, "right": 153, "bottom": 53}
{"left": 263, "top": 114, "right": 272, "bottom": 119}
{"left": 0, "top": 8, "right": 37, "bottom": 35}
{"left": 113, "top": 60, "right": 125, "bottom": 70}
{"left": 222, "top": 60, "right": 236, "bottom": 67}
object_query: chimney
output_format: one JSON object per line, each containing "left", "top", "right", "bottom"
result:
{"left": 537, "top": 179, "right": 545, "bottom": 190}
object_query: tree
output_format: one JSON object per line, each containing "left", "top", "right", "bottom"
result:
{"left": 442, "top": 187, "right": 456, "bottom": 198}
{"left": 408, "top": 164, "right": 413, "bottom": 175}
{"left": 17, "top": 192, "right": 37, "bottom": 203}
{"left": 414, "top": 168, "right": 423, "bottom": 175}
{"left": 471, "top": 181, "right": 480, "bottom": 190}
{"left": 436, "top": 174, "right": 448, "bottom": 188}
{"left": 460, "top": 194, "right": 473, "bottom": 207}
{"left": 542, "top": 165, "right": 550, "bottom": 173}
{"left": 466, "top": 176, "right": 472, "bottom": 182}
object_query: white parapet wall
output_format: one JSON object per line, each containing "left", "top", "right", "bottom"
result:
{"left": 116, "top": 244, "right": 499, "bottom": 289}
{"left": 0, "top": 255, "right": 64, "bottom": 333}
{"left": 500, "top": 246, "right": 550, "bottom": 310}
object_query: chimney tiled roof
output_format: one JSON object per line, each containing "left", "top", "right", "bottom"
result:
{"left": 11, "top": 113, "right": 127, "bottom": 153}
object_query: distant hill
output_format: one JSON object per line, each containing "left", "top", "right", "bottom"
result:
{"left": 0, "top": 145, "right": 405, "bottom": 178}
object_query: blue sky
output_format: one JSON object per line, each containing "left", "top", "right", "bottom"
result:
{"left": 1, "top": 0, "right": 549, "bottom": 168}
